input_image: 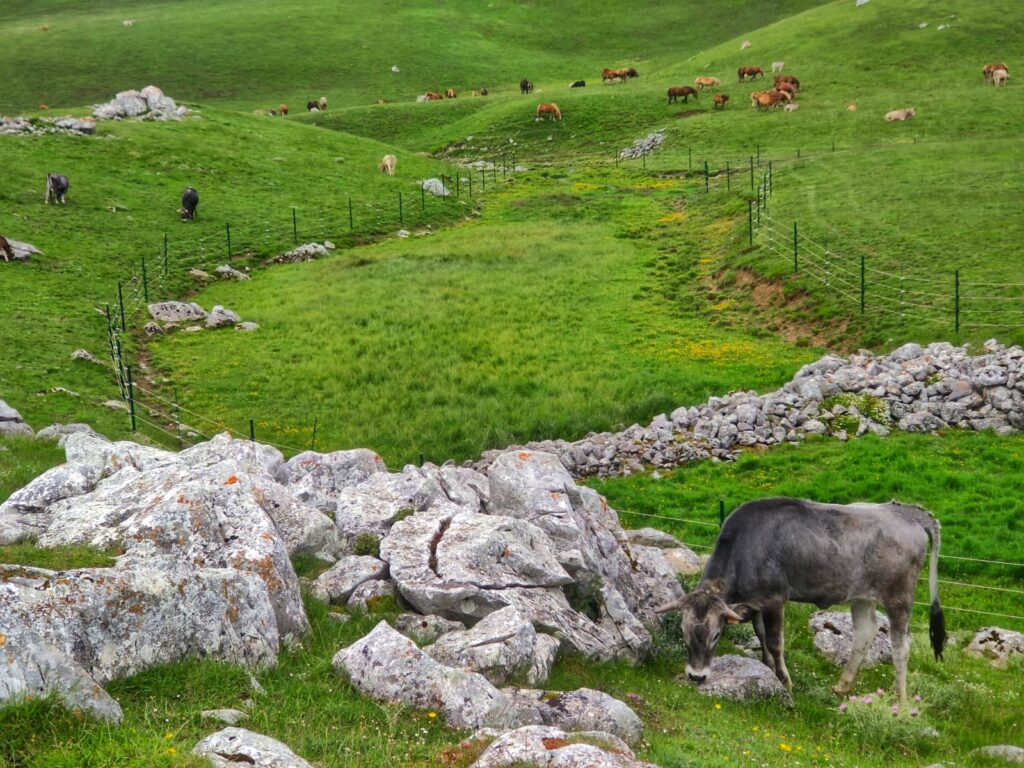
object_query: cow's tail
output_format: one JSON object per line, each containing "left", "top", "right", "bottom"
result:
{"left": 926, "top": 515, "right": 946, "bottom": 661}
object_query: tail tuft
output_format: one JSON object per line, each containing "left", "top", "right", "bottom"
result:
{"left": 929, "top": 598, "right": 946, "bottom": 661}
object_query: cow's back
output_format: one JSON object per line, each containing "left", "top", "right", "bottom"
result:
{"left": 707, "top": 498, "right": 931, "bottom": 607}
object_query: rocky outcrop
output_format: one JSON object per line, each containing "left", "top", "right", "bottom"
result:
{"left": 0, "top": 399, "right": 32, "bottom": 437}
{"left": 809, "top": 611, "right": 891, "bottom": 667}
{"left": 311, "top": 556, "right": 387, "bottom": 604}
{"left": 474, "top": 341, "right": 1024, "bottom": 478}
{"left": 276, "top": 448, "right": 387, "bottom": 514}
{"left": 193, "top": 728, "right": 313, "bottom": 768}
{"left": 270, "top": 242, "right": 333, "bottom": 264}
{"left": 965, "top": 627, "right": 1024, "bottom": 667}
{"left": 619, "top": 131, "right": 665, "bottom": 160}
{"left": 0, "top": 116, "right": 95, "bottom": 136}
{"left": 92, "top": 86, "right": 188, "bottom": 121}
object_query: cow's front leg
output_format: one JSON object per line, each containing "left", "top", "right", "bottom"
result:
{"left": 834, "top": 599, "right": 876, "bottom": 695}
{"left": 751, "top": 610, "right": 774, "bottom": 667}
{"left": 762, "top": 602, "right": 791, "bottom": 690}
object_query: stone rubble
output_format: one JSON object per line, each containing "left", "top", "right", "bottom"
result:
{"left": 92, "top": 85, "right": 189, "bottom": 121}
{"left": 0, "top": 115, "right": 96, "bottom": 136}
{"left": 619, "top": 131, "right": 665, "bottom": 160}
{"left": 474, "top": 341, "right": 1024, "bottom": 478}
{"left": 269, "top": 242, "right": 333, "bottom": 264}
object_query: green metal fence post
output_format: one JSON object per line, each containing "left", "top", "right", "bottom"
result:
{"left": 398, "top": 191, "right": 404, "bottom": 225}
{"left": 719, "top": 499, "right": 725, "bottom": 528}
{"left": 955, "top": 269, "right": 960, "bottom": 333}
{"left": 127, "top": 364, "right": 136, "bottom": 432}
{"left": 117, "top": 281, "right": 126, "bottom": 331}
{"left": 141, "top": 256, "right": 149, "bottom": 303}
{"left": 163, "top": 233, "right": 168, "bottom": 277}
{"left": 860, "top": 255, "right": 866, "bottom": 315}
{"left": 793, "top": 222, "right": 798, "bottom": 272}
{"left": 226, "top": 222, "right": 232, "bottom": 259}
{"left": 292, "top": 208, "right": 298, "bottom": 243}
{"left": 348, "top": 197, "right": 354, "bottom": 230}
{"left": 748, "top": 201, "right": 753, "bottom": 247}
{"left": 726, "top": 161, "right": 731, "bottom": 191}
{"left": 704, "top": 160, "right": 709, "bottom": 193}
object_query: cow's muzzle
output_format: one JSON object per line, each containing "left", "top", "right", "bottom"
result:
{"left": 685, "top": 665, "right": 709, "bottom": 684}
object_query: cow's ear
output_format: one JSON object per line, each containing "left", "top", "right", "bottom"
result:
{"left": 724, "top": 604, "right": 755, "bottom": 625}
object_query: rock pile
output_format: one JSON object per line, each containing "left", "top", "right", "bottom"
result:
{"left": 0, "top": 115, "right": 96, "bottom": 136}
{"left": 619, "top": 131, "right": 665, "bottom": 160}
{"left": 269, "top": 241, "right": 334, "bottom": 264}
{"left": 146, "top": 300, "right": 252, "bottom": 331}
{"left": 475, "top": 341, "right": 1024, "bottom": 478}
{"left": 0, "top": 238, "right": 44, "bottom": 262}
{"left": 92, "top": 85, "right": 188, "bottom": 121}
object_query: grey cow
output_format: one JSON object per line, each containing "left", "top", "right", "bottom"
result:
{"left": 656, "top": 498, "right": 945, "bottom": 704}
{"left": 45, "top": 173, "right": 69, "bottom": 204}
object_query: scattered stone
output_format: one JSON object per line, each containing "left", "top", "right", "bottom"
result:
{"left": 0, "top": 117, "right": 93, "bottom": 138}
{"left": 0, "top": 399, "right": 33, "bottom": 437}
{"left": 206, "top": 305, "right": 242, "bottom": 329}
{"left": 189, "top": 267, "right": 213, "bottom": 281}
{"left": 394, "top": 613, "right": 466, "bottom": 644}
{"left": 201, "top": 708, "right": 249, "bottom": 726}
{"left": 143, "top": 321, "right": 163, "bottom": 335}
{"left": 809, "top": 611, "right": 891, "bottom": 667}
{"left": 522, "top": 687, "right": 644, "bottom": 745}
{"left": 236, "top": 322, "right": 260, "bottom": 332}
{"left": 420, "top": 178, "right": 450, "bottom": 197}
{"left": 148, "top": 301, "right": 206, "bottom": 324}
{"left": 693, "top": 655, "right": 793, "bottom": 706}
{"left": 468, "top": 725, "right": 654, "bottom": 768}
{"left": 970, "top": 746, "right": 1024, "bottom": 764}
{"left": 193, "top": 728, "right": 313, "bottom": 768}
{"left": 311, "top": 555, "right": 387, "bottom": 605}
{"left": 215, "top": 264, "right": 250, "bottom": 281}
{"left": 271, "top": 242, "right": 330, "bottom": 264}
{"left": 102, "top": 399, "right": 128, "bottom": 410}
{"left": 965, "top": 627, "right": 1024, "bottom": 667}
{"left": 70, "top": 349, "right": 104, "bottom": 365}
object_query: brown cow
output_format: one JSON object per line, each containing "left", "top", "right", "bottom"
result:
{"left": 694, "top": 76, "right": 721, "bottom": 90}
{"left": 279, "top": 103, "right": 288, "bottom": 116}
{"left": 0, "top": 235, "right": 15, "bottom": 262}
{"left": 424, "top": 91, "right": 444, "bottom": 101}
{"left": 536, "top": 102, "right": 562, "bottom": 120}
{"left": 714, "top": 94, "right": 730, "bottom": 110}
{"left": 602, "top": 67, "right": 631, "bottom": 82}
{"left": 445, "top": 88, "right": 457, "bottom": 98}
{"left": 668, "top": 86, "right": 699, "bottom": 104}
{"left": 775, "top": 82, "right": 797, "bottom": 99}
{"left": 774, "top": 74, "right": 800, "bottom": 90}
{"left": 983, "top": 63, "right": 1008, "bottom": 82}
{"left": 738, "top": 66, "right": 764, "bottom": 81}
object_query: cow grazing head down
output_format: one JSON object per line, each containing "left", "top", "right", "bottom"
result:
{"left": 656, "top": 589, "right": 751, "bottom": 682}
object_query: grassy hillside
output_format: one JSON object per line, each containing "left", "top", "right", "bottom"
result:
{"left": 0, "top": 0, "right": 827, "bottom": 113}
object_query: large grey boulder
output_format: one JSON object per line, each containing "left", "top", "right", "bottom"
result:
{"left": 508, "top": 688, "right": 644, "bottom": 746}
{"left": 311, "top": 556, "right": 387, "bottom": 605}
{"left": 147, "top": 301, "right": 207, "bottom": 324}
{"left": 35, "top": 423, "right": 102, "bottom": 445}
{"left": 624, "top": 527, "right": 683, "bottom": 549}
{"left": 178, "top": 431, "right": 284, "bottom": 476}
{"left": 965, "top": 627, "right": 1024, "bottom": 667}
{"left": 115, "top": 89, "right": 148, "bottom": 116}
{"left": 333, "top": 621, "right": 528, "bottom": 730}
{"left": 206, "top": 305, "right": 242, "bottom": 329}
{"left": 0, "top": 623, "right": 123, "bottom": 722}
{"left": 425, "top": 605, "right": 550, "bottom": 686}
{"left": 193, "top": 728, "right": 313, "bottom": 768}
{"left": 0, "top": 462, "right": 101, "bottom": 544}
{"left": 970, "top": 746, "right": 1024, "bottom": 764}
{"left": 468, "top": 726, "right": 655, "bottom": 768}
{"left": 249, "top": 476, "right": 338, "bottom": 560}
{"left": 0, "top": 399, "right": 32, "bottom": 437}
{"left": 0, "top": 558, "right": 280, "bottom": 683}
{"left": 62, "top": 431, "right": 174, "bottom": 478}
{"left": 809, "top": 611, "right": 891, "bottom": 667}
{"left": 693, "top": 655, "right": 793, "bottom": 706}
{"left": 334, "top": 465, "right": 443, "bottom": 546}
{"left": 276, "top": 449, "right": 387, "bottom": 513}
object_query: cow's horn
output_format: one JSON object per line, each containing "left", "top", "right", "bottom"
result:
{"left": 653, "top": 600, "right": 683, "bottom": 615}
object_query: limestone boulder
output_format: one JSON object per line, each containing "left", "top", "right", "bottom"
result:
{"left": 148, "top": 301, "right": 206, "bottom": 324}
{"left": 0, "top": 399, "right": 32, "bottom": 437}
{"left": 693, "top": 655, "right": 793, "bottom": 706}
{"left": 468, "top": 726, "right": 655, "bottom": 768}
{"left": 276, "top": 448, "right": 387, "bottom": 513}
{"left": 335, "top": 465, "right": 444, "bottom": 545}
{"left": 394, "top": 613, "right": 466, "bottom": 645}
{"left": 34, "top": 423, "right": 102, "bottom": 445}
{"left": 347, "top": 579, "right": 398, "bottom": 611}
{"left": 311, "top": 556, "right": 387, "bottom": 605}
{"left": 0, "top": 462, "right": 101, "bottom": 544}
{"left": 194, "top": 728, "right": 313, "bottom": 768}
{"left": 809, "top": 611, "right": 892, "bottom": 667}
{"left": 965, "top": 627, "right": 1024, "bottom": 667}
{"left": 206, "top": 305, "right": 242, "bottom": 329}
{"left": 508, "top": 688, "right": 644, "bottom": 746}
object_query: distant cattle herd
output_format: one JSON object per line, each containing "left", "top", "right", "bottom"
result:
{"left": 23, "top": 60, "right": 1012, "bottom": 223}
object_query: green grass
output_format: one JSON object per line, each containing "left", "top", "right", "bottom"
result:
{"left": 0, "top": 436, "right": 65, "bottom": 502}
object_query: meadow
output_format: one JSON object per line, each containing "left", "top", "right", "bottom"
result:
{"left": 2, "top": 0, "right": 1024, "bottom": 765}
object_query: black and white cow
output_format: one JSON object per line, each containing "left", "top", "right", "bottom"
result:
{"left": 570, "top": 80, "right": 586, "bottom": 88}
{"left": 45, "top": 173, "right": 69, "bottom": 204}
{"left": 180, "top": 187, "right": 199, "bottom": 221}
{"left": 656, "top": 497, "right": 945, "bottom": 703}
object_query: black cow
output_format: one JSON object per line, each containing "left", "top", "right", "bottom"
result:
{"left": 45, "top": 173, "right": 69, "bottom": 205}
{"left": 180, "top": 187, "right": 199, "bottom": 221}
{"left": 570, "top": 80, "right": 586, "bottom": 88}
{"left": 655, "top": 498, "right": 945, "bottom": 704}
{"left": 307, "top": 100, "right": 319, "bottom": 112}
{"left": 520, "top": 78, "right": 534, "bottom": 94}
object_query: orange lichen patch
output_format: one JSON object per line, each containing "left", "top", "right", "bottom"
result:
{"left": 0, "top": 634, "right": 6, "bottom": 648}
{"left": 225, "top": 475, "right": 239, "bottom": 485}
{"left": 548, "top": 491, "right": 562, "bottom": 501}
{"left": 226, "top": 604, "right": 240, "bottom": 623}
{"left": 127, "top": 603, "right": 144, "bottom": 615}
{"left": 517, "top": 452, "right": 531, "bottom": 461}
{"left": 177, "top": 495, "right": 189, "bottom": 505}
{"left": 542, "top": 738, "right": 571, "bottom": 750}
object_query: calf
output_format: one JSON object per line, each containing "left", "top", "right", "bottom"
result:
{"left": 378, "top": 154, "right": 397, "bottom": 176}
{"left": 520, "top": 78, "right": 534, "bottom": 94}
{"left": 45, "top": 173, "right": 69, "bottom": 205}
{"left": 319, "top": 96, "right": 328, "bottom": 111}
{"left": 279, "top": 103, "right": 288, "bottom": 116}
{"left": 180, "top": 187, "right": 199, "bottom": 221}
{"left": 445, "top": 88, "right": 457, "bottom": 98}
{"left": 307, "top": 100, "right": 319, "bottom": 112}
{"left": 992, "top": 69, "right": 1009, "bottom": 87}
{"left": 655, "top": 498, "right": 945, "bottom": 704}
{"left": 714, "top": 94, "right": 729, "bottom": 110}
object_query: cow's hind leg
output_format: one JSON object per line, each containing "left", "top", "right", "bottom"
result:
{"left": 834, "top": 599, "right": 876, "bottom": 696}
{"left": 883, "top": 602, "right": 912, "bottom": 705}
{"left": 761, "top": 602, "right": 791, "bottom": 689}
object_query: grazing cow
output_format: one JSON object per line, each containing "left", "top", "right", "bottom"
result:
{"left": 379, "top": 154, "right": 397, "bottom": 176}
{"left": 180, "top": 187, "right": 199, "bottom": 221}
{"left": 738, "top": 66, "right": 764, "bottom": 81}
{"left": 983, "top": 63, "right": 1008, "bottom": 82}
{"left": 772, "top": 61, "right": 784, "bottom": 73}
{"left": 307, "top": 100, "right": 319, "bottom": 111}
{"left": 480, "top": 87, "right": 489, "bottom": 96}
{"left": 667, "top": 86, "right": 699, "bottom": 104}
{"left": 0, "top": 235, "right": 15, "bottom": 262}
{"left": 626, "top": 68, "right": 639, "bottom": 78}
{"left": 376, "top": 99, "right": 389, "bottom": 104}
{"left": 751, "top": 90, "right": 782, "bottom": 110}
{"left": 992, "top": 69, "right": 1009, "bottom": 87}
{"left": 602, "top": 68, "right": 632, "bottom": 83}
{"left": 654, "top": 498, "right": 945, "bottom": 704}
{"left": 319, "top": 96, "right": 328, "bottom": 111}
{"left": 740, "top": 40, "right": 752, "bottom": 50}
{"left": 536, "top": 103, "right": 562, "bottom": 120}
{"left": 714, "top": 94, "right": 729, "bottom": 110}
{"left": 279, "top": 103, "right": 288, "bottom": 116}
{"left": 885, "top": 107, "right": 916, "bottom": 121}
{"left": 694, "top": 76, "right": 721, "bottom": 90}
{"left": 775, "top": 82, "right": 797, "bottom": 99}
{"left": 445, "top": 88, "right": 457, "bottom": 98}
{"left": 774, "top": 74, "right": 800, "bottom": 90}
{"left": 570, "top": 80, "right": 586, "bottom": 88}
{"left": 520, "top": 78, "right": 534, "bottom": 94}
{"left": 45, "top": 173, "right": 69, "bottom": 205}
{"left": 424, "top": 91, "right": 444, "bottom": 101}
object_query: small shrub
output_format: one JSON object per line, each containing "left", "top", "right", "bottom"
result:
{"left": 563, "top": 574, "right": 604, "bottom": 621}
{"left": 393, "top": 507, "right": 415, "bottom": 523}
{"left": 352, "top": 533, "right": 381, "bottom": 557}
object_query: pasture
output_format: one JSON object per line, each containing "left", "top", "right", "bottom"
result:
{"left": 2, "top": 0, "right": 1024, "bottom": 766}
